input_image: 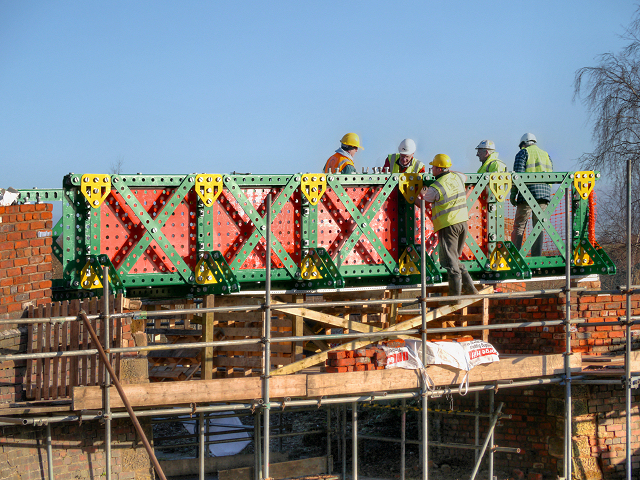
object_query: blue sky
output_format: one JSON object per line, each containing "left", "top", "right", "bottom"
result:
{"left": 0, "top": 1, "right": 636, "bottom": 191}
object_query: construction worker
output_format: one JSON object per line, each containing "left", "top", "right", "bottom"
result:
{"left": 475, "top": 140, "right": 507, "bottom": 173}
{"left": 323, "top": 133, "right": 362, "bottom": 174}
{"left": 417, "top": 154, "right": 479, "bottom": 301}
{"left": 510, "top": 133, "right": 554, "bottom": 257}
{"left": 382, "top": 138, "right": 426, "bottom": 174}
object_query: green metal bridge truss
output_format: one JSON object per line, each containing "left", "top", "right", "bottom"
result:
{"left": 18, "top": 170, "right": 615, "bottom": 300}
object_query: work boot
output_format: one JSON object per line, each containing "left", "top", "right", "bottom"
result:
{"left": 440, "top": 274, "right": 462, "bottom": 306}
{"left": 461, "top": 270, "right": 479, "bottom": 295}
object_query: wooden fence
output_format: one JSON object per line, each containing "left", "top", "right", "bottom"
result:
{"left": 25, "top": 295, "right": 124, "bottom": 401}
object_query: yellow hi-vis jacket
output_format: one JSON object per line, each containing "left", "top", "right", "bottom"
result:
{"left": 324, "top": 153, "right": 355, "bottom": 173}
{"left": 524, "top": 145, "right": 552, "bottom": 172}
{"left": 430, "top": 172, "right": 469, "bottom": 232}
{"left": 477, "top": 152, "right": 507, "bottom": 174}
{"left": 388, "top": 154, "right": 426, "bottom": 174}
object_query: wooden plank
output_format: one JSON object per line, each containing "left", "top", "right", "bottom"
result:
{"left": 306, "top": 353, "right": 583, "bottom": 397}
{"left": 51, "top": 302, "right": 60, "bottom": 400}
{"left": 35, "top": 304, "right": 44, "bottom": 400}
{"left": 43, "top": 303, "right": 51, "bottom": 400}
{"left": 59, "top": 301, "right": 69, "bottom": 397}
{"left": 272, "top": 286, "right": 494, "bottom": 376}
{"left": 73, "top": 374, "right": 307, "bottom": 410}
{"left": 482, "top": 297, "right": 489, "bottom": 342}
{"left": 201, "top": 295, "right": 214, "bottom": 380}
{"left": 89, "top": 298, "right": 98, "bottom": 386}
{"left": 115, "top": 295, "right": 123, "bottom": 380}
{"left": 218, "top": 456, "right": 328, "bottom": 480}
{"left": 25, "top": 305, "right": 35, "bottom": 399}
{"left": 272, "top": 303, "right": 381, "bottom": 334}
{"left": 81, "top": 299, "right": 89, "bottom": 387}
{"left": 69, "top": 299, "right": 80, "bottom": 390}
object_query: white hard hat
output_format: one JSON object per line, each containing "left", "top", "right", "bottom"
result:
{"left": 520, "top": 133, "right": 537, "bottom": 144}
{"left": 475, "top": 140, "right": 495, "bottom": 151}
{"left": 398, "top": 138, "right": 416, "bottom": 156}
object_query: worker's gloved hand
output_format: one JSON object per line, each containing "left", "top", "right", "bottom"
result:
{"left": 509, "top": 192, "right": 518, "bottom": 207}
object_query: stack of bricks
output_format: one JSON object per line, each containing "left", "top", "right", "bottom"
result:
{"left": 0, "top": 204, "right": 53, "bottom": 322}
{"left": 325, "top": 347, "right": 387, "bottom": 372}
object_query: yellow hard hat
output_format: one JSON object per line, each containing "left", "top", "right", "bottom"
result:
{"left": 429, "top": 154, "right": 452, "bottom": 168}
{"left": 340, "top": 132, "right": 363, "bottom": 150}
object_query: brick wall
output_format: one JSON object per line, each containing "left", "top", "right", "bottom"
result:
{"left": 432, "top": 291, "right": 640, "bottom": 479}
{"left": 489, "top": 293, "right": 640, "bottom": 355}
{"left": 0, "top": 204, "right": 53, "bottom": 322}
{"left": 0, "top": 419, "right": 154, "bottom": 480}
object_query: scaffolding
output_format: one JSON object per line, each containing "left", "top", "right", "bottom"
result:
{"left": 1, "top": 162, "right": 639, "bottom": 480}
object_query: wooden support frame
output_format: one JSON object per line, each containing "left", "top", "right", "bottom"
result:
{"left": 271, "top": 286, "right": 494, "bottom": 376}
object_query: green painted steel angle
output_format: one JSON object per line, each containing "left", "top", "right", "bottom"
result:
{"left": 80, "top": 255, "right": 126, "bottom": 296}
{"left": 294, "top": 247, "right": 344, "bottom": 289}
{"left": 195, "top": 251, "right": 240, "bottom": 294}
{"left": 51, "top": 216, "right": 63, "bottom": 264}
{"left": 17, "top": 189, "right": 64, "bottom": 203}
{"left": 329, "top": 176, "right": 397, "bottom": 275}
{"left": 572, "top": 238, "right": 616, "bottom": 276}
{"left": 465, "top": 174, "right": 490, "bottom": 206}
{"left": 223, "top": 175, "right": 299, "bottom": 278}
{"left": 512, "top": 173, "right": 571, "bottom": 258}
{"left": 115, "top": 176, "right": 194, "bottom": 283}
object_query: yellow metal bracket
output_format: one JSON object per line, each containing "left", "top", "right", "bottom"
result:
{"left": 300, "top": 174, "right": 326, "bottom": 206}
{"left": 488, "top": 244, "right": 512, "bottom": 271}
{"left": 398, "top": 245, "right": 420, "bottom": 275}
{"left": 399, "top": 174, "right": 423, "bottom": 204}
{"left": 574, "top": 246, "right": 594, "bottom": 266}
{"left": 488, "top": 173, "right": 512, "bottom": 202}
{"left": 195, "top": 255, "right": 220, "bottom": 285}
{"left": 80, "top": 261, "right": 103, "bottom": 290}
{"left": 300, "top": 252, "right": 324, "bottom": 280}
{"left": 81, "top": 174, "right": 111, "bottom": 208}
{"left": 195, "top": 175, "right": 224, "bottom": 207}
{"left": 574, "top": 171, "right": 595, "bottom": 200}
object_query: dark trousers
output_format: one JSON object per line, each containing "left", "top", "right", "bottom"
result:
{"left": 437, "top": 222, "right": 469, "bottom": 281}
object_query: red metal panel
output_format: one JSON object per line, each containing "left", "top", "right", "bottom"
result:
{"left": 100, "top": 188, "right": 199, "bottom": 276}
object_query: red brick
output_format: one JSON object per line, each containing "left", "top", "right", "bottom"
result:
{"left": 327, "top": 351, "right": 347, "bottom": 360}
{"left": 354, "top": 364, "right": 366, "bottom": 371}
{"left": 329, "top": 358, "right": 356, "bottom": 367}
{"left": 0, "top": 241, "right": 13, "bottom": 251}
{"left": 355, "top": 348, "right": 374, "bottom": 357}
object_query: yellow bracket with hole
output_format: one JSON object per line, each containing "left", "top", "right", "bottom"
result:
{"left": 80, "top": 262, "right": 103, "bottom": 290}
{"left": 81, "top": 174, "right": 111, "bottom": 209}
{"left": 574, "top": 246, "right": 594, "bottom": 266}
{"left": 195, "top": 256, "right": 220, "bottom": 285}
{"left": 399, "top": 174, "right": 423, "bottom": 204}
{"left": 574, "top": 171, "right": 595, "bottom": 200}
{"left": 195, "top": 175, "right": 224, "bottom": 207}
{"left": 300, "top": 253, "right": 323, "bottom": 280}
{"left": 488, "top": 173, "right": 512, "bottom": 202}
{"left": 300, "top": 174, "right": 326, "bottom": 206}
{"left": 488, "top": 245, "right": 511, "bottom": 271}
{"left": 398, "top": 246, "right": 420, "bottom": 275}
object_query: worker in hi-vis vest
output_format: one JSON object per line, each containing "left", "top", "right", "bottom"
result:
{"left": 475, "top": 140, "right": 507, "bottom": 173}
{"left": 382, "top": 138, "right": 426, "bottom": 174}
{"left": 417, "top": 154, "right": 479, "bottom": 302}
{"left": 509, "top": 133, "right": 554, "bottom": 257}
{"left": 323, "top": 133, "right": 361, "bottom": 174}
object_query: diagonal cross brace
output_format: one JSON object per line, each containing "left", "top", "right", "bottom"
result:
{"left": 115, "top": 176, "right": 195, "bottom": 283}
{"left": 223, "top": 175, "right": 299, "bottom": 278}
{"left": 513, "top": 173, "right": 572, "bottom": 258}
{"left": 329, "top": 176, "right": 397, "bottom": 274}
